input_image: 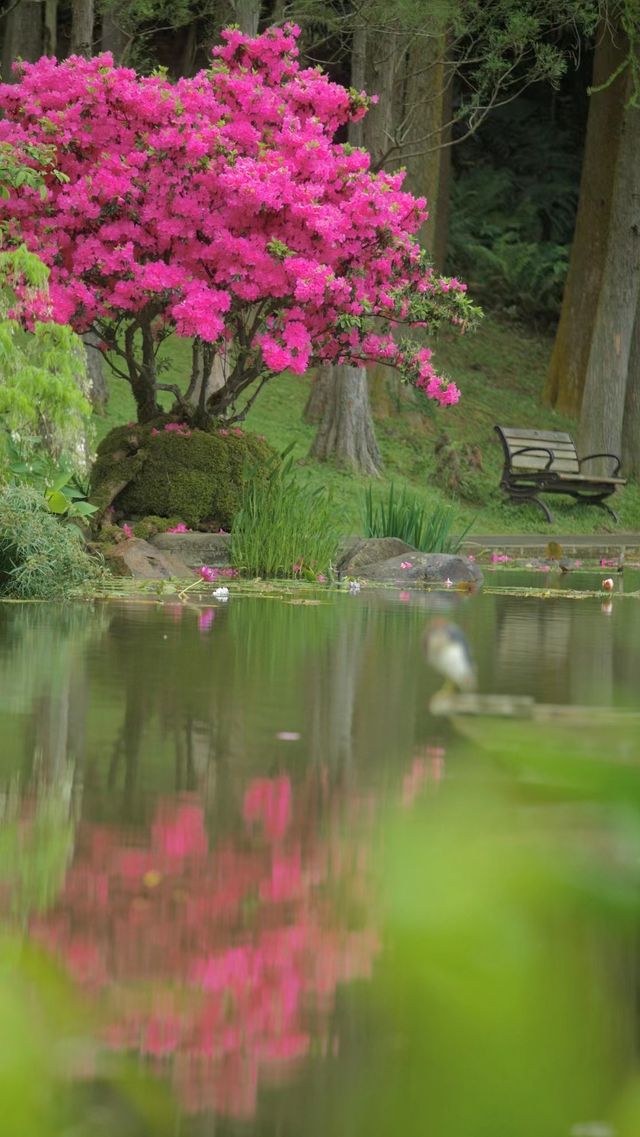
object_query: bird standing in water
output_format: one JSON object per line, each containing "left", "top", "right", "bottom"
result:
{"left": 422, "top": 618, "right": 477, "bottom": 692}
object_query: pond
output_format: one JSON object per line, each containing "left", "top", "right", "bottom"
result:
{"left": 1, "top": 577, "right": 640, "bottom": 1137}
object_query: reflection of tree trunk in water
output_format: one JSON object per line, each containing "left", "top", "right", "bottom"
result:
{"left": 308, "top": 617, "right": 367, "bottom": 776}
{"left": 568, "top": 604, "right": 614, "bottom": 708}
{"left": 175, "top": 718, "right": 217, "bottom": 807}
{"left": 30, "top": 690, "right": 70, "bottom": 786}
{"left": 108, "top": 685, "right": 149, "bottom": 815}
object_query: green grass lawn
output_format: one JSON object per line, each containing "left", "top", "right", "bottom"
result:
{"left": 95, "top": 316, "right": 640, "bottom": 538}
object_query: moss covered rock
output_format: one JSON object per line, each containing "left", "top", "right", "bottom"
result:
{"left": 90, "top": 422, "right": 277, "bottom": 531}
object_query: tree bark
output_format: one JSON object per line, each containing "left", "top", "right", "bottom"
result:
{"left": 303, "top": 366, "right": 331, "bottom": 424}
{"left": 100, "top": 6, "right": 128, "bottom": 63}
{"left": 308, "top": 364, "right": 382, "bottom": 476}
{"left": 305, "top": 24, "right": 388, "bottom": 475}
{"left": 621, "top": 296, "right": 640, "bottom": 479}
{"left": 231, "top": 0, "right": 260, "bottom": 36}
{"left": 402, "top": 33, "right": 452, "bottom": 270}
{"left": 545, "top": 23, "right": 627, "bottom": 414}
{"left": 44, "top": 0, "right": 57, "bottom": 55}
{"left": 70, "top": 0, "right": 94, "bottom": 57}
{"left": 578, "top": 89, "right": 640, "bottom": 468}
{"left": 1, "top": 0, "right": 44, "bottom": 80}
{"left": 83, "top": 330, "right": 108, "bottom": 413}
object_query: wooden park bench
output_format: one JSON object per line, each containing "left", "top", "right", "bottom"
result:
{"left": 494, "top": 425, "right": 626, "bottom": 523}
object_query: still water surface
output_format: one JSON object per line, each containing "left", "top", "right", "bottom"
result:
{"left": 2, "top": 578, "right": 640, "bottom": 1135}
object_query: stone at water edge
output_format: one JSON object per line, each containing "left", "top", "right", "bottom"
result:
{"left": 337, "top": 537, "right": 417, "bottom": 574}
{"left": 104, "top": 538, "right": 176, "bottom": 580}
{"left": 358, "top": 552, "right": 483, "bottom": 586}
{"left": 149, "top": 532, "right": 232, "bottom": 568}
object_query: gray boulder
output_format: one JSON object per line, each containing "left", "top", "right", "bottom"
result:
{"left": 337, "top": 537, "right": 416, "bottom": 574}
{"left": 150, "top": 532, "right": 232, "bottom": 569}
{"left": 358, "top": 552, "right": 483, "bottom": 586}
{"left": 105, "top": 538, "right": 176, "bottom": 579}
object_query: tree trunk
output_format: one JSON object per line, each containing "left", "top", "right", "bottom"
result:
{"left": 306, "top": 26, "right": 388, "bottom": 475}
{"left": 186, "top": 340, "right": 228, "bottom": 422}
{"left": 622, "top": 297, "right": 640, "bottom": 479}
{"left": 44, "top": 0, "right": 57, "bottom": 55}
{"left": 402, "top": 33, "right": 452, "bottom": 270}
{"left": 127, "top": 320, "right": 161, "bottom": 422}
{"left": 83, "top": 330, "right": 108, "bottom": 413}
{"left": 1, "top": 0, "right": 44, "bottom": 80}
{"left": 70, "top": 0, "right": 94, "bottom": 57}
{"left": 179, "top": 20, "right": 197, "bottom": 76}
{"left": 578, "top": 90, "right": 640, "bottom": 468}
{"left": 545, "top": 23, "right": 627, "bottom": 414}
{"left": 100, "top": 6, "right": 128, "bottom": 63}
{"left": 308, "top": 364, "right": 382, "bottom": 476}
{"left": 303, "top": 366, "right": 331, "bottom": 424}
{"left": 231, "top": 0, "right": 260, "bottom": 36}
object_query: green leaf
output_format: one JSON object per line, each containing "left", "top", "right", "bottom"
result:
{"left": 44, "top": 490, "right": 69, "bottom": 515}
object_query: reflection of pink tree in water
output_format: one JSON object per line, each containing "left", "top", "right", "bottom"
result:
{"left": 30, "top": 773, "right": 381, "bottom": 1119}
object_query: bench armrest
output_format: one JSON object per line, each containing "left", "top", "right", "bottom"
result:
{"left": 579, "top": 452, "right": 622, "bottom": 476}
{"left": 510, "top": 446, "right": 555, "bottom": 471}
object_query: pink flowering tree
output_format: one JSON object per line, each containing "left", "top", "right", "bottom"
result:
{"left": 0, "top": 25, "right": 478, "bottom": 427}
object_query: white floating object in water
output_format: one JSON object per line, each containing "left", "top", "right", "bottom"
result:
{"left": 213, "top": 586, "right": 229, "bottom": 601}
{"left": 276, "top": 731, "right": 301, "bottom": 741}
{"left": 348, "top": 580, "right": 361, "bottom": 594}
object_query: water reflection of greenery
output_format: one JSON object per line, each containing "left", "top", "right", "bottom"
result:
{"left": 2, "top": 596, "right": 640, "bottom": 1134}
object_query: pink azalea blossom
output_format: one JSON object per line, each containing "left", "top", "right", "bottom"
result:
{"left": 400, "top": 561, "right": 412, "bottom": 570}
{"left": 121, "top": 523, "right": 133, "bottom": 540}
{"left": 167, "top": 522, "right": 190, "bottom": 533}
{"left": 0, "top": 28, "right": 474, "bottom": 427}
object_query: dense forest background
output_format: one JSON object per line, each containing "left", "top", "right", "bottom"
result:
{"left": 1, "top": 1, "right": 639, "bottom": 485}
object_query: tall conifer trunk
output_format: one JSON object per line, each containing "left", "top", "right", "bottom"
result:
{"left": 305, "top": 23, "right": 400, "bottom": 475}
{"left": 71, "top": 0, "right": 94, "bottom": 57}
{"left": 578, "top": 90, "right": 640, "bottom": 467}
{"left": 621, "top": 298, "right": 640, "bottom": 478}
{"left": 1, "top": 0, "right": 44, "bottom": 80}
{"left": 545, "top": 24, "right": 627, "bottom": 414}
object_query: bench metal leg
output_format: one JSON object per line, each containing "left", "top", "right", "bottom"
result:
{"left": 594, "top": 499, "right": 619, "bottom": 523}
{"left": 505, "top": 490, "right": 555, "bottom": 523}
{"left": 567, "top": 492, "right": 620, "bottom": 524}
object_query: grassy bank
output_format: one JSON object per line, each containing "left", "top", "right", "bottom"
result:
{"left": 96, "top": 317, "right": 640, "bottom": 538}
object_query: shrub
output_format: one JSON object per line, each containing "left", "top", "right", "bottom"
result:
{"left": 90, "top": 422, "right": 277, "bottom": 531}
{"left": 363, "top": 483, "right": 474, "bottom": 554}
{"left": 231, "top": 451, "right": 342, "bottom": 579}
{"left": 0, "top": 484, "right": 102, "bottom": 599}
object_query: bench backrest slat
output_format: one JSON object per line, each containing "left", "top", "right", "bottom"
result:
{"left": 495, "top": 426, "right": 580, "bottom": 474}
